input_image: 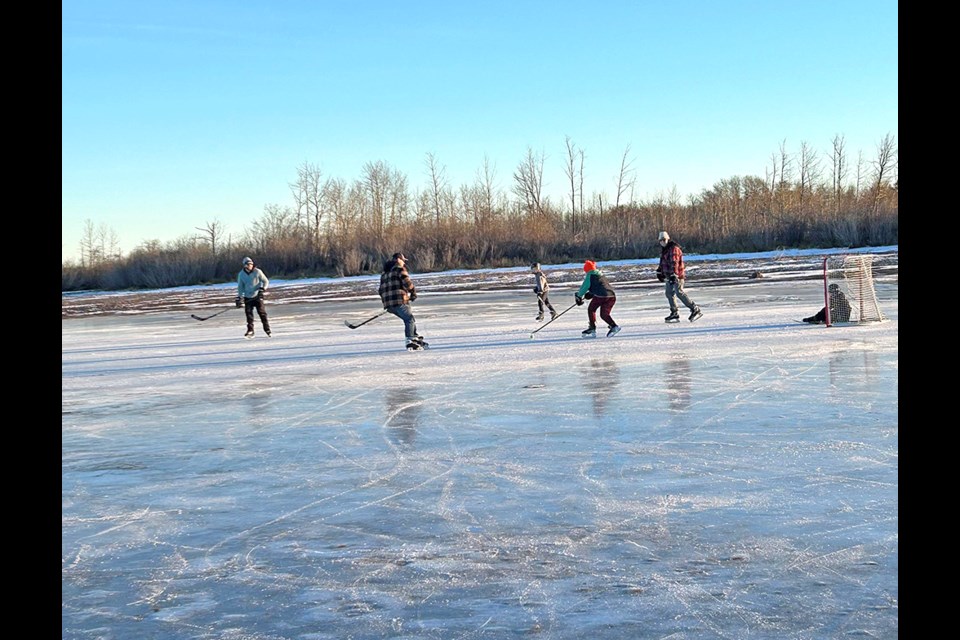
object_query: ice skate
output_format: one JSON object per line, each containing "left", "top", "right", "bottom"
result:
{"left": 581, "top": 326, "right": 597, "bottom": 338}
{"left": 688, "top": 307, "right": 702, "bottom": 322}
{"left": 606, "top": 325, "right": 621, "bottom": 337}
{"left": 550, "top": 310, "right": 558, "bottom": 320}
{"left": 535, "top": 313, "right": 544, "bottom": 322}
{"left": 664, "top": 311, "right": 680, "bottom": 323}
{"left": 244, "top": 329, "right": 255, "bottom": 338}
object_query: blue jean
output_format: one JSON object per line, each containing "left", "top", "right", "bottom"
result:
{"left": 386, "top": 304, "right": 418, "bottom": 339}
{"left": 664, "top": 280, "right": 696, "bottom": 312}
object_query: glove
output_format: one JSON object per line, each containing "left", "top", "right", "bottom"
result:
{"left": 257, "top": 289, "right": 265, "bottom": 300}
{"left": 409, "top": 292, "right": 417, "bottom": 302}
{"left": 533, "top": 287, "right": 539, "bottom": 293}
{"left": 575, "top": 294, "right": 584, "bottom": 306}
{"left": 584, "top": 292, "right": 594, "bottom": 300}
{"left": 656, "top": 270, "right": 665, "bottom": 283}
{"left": 668, "top": 274, "right": 679, "bottom": 285}
{"left": 235, "top": 296, "right": 242, "bottom": 308}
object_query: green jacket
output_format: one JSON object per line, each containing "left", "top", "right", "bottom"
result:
{"left": 238, "top": 267, "right": 269, "bottom": 299}
{"left": 577, "top": 269, "right": 616, "bottom": 298}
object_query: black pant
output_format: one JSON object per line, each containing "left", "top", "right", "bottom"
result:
{"left": 244, "top": 297, "right": 270, "bottom": 332}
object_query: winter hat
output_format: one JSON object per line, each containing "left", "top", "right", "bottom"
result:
{"left": 392, "top": 252, "right": 406, "bottom": 261}
{"left": 583, "top": 260, "right": 596, "bottom": 273}
{"left": 828, "top": 283, "right": 840, "bottom": 292}
{"left": 242, "top": 257, "right": 254, "bottom": 266}
{"left": 531, "top": 262, "right": 540, "bottom": 271}
{"left": 658, "top": 231, "right": 670, "bottom": 242}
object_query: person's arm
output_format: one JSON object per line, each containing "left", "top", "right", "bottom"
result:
{"left": 401, "top": 271, "right": 417, "bottom": 301}
{"left": 259, "top": 269, "right": 269, "bottom": 291}
{"left": 577, "top": 274, "right": 591, "bottom": 298}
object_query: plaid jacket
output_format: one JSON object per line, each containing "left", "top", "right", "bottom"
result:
{"left": 379, "top": 264, "right": 417, "bottom": 308}
{"left": 657, "top": 241, "right": 686, "bottom": 279}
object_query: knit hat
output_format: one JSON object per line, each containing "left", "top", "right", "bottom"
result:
{"left": 242, "top": 257, "right": 254, "bottom": 266}
{"left": 583, "top": 260, "right": 596, "bottom": 273}
{"left": 658, "top": 231, "right": 670, "bottom": 242}
{"left": 392, "top": 252, "right": 406, "bottom": 261}
{"left": 829, "top": 283, "right": 840, "bottom": 292}
{"left": 531, "top": 262, "right": 540, "bottom": 271}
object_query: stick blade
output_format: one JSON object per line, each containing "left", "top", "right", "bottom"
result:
{"left": 343, "top": 320, "right": 358, "bottom": 329}
{"left": 191, "top": 314, "right": 206, "bottom": 321}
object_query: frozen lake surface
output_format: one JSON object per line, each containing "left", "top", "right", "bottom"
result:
{"left": 62, "top": 250, "right": 898, "bottom": 639}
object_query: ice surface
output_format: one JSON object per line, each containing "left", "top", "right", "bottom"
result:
{"left": 63, "top": 252, "right": 898, "bottom": 639}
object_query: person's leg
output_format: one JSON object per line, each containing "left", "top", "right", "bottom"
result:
{"left": 536, "top": 294, "right": 545, "bottom": 314}
{"left": 244, "top": 299, "right": 255, "bottom": 332}
{"left": 674, "top": 280, "right": 697, "bottom": 311}
{"left": 544, "top": 293, "right": 556, "bottom": 313}
{"left": 664, "top": 282, "right": 678, "bottom": 312}
{"left": 587, "top": 298, "right": 601, "bottom": 328}
{"left": 394, "top": 304, "right": 418, "bottom": 339}
{"left": 256, "top": 299, "right": 270, "bottom": 333}
{"left": 599, "top": 297, "right": 616, "bottom": 327}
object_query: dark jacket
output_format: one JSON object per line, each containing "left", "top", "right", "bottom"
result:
{"left": 577, "top": 269, "right": 616, "bottom": 299}
{"left": 657, "top": 240, "right": 686, "bottom": 279}
{"left": 378, "top": 262, "right": 417, "bottom": 308}
{"left": 829, "top": 290, "right": 852, "bottom": 322}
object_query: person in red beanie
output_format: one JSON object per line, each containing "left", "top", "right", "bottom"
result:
{"left": 574, "top": 260, "right": 620, "bottom": 337}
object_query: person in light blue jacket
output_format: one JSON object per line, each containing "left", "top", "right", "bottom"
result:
{"left": 236, "top": 257, "right": 271, "bottom": 337}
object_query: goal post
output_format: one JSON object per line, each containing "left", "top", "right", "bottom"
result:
{"left": 821, "top": 254, "right": 885, "bottom": 326}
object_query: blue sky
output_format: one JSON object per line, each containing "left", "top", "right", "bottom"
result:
{"left": 62, "top": 0, "right": 898, "bottom": 262}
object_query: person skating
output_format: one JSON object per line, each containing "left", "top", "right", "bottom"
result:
{"left": 378, "top": 253, "right": 428, "bottom": 350}
{"left": 531, "top": 262, "right": 558, "bottom": 322}
{"left": 236, "top": 256, "right": 271, "bottom": 337}
{"left": 575, "top": 260, "right": 620, "bottom": 337}
{"left": 803, "top": 283, "right": 852, "bottom": 324}
{"left": 656, "top": 231, "right": 701, "bottom": 322}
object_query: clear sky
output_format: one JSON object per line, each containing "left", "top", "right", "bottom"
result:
{"left": 62, "top": 0, "right": 899, "bottom": 262}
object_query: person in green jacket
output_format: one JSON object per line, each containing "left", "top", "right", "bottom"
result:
{"left": 236, "top": 257, "right": 271, "bottom": 338}
{"left": 575, "top": 260, "right": 620, "bottom": 337}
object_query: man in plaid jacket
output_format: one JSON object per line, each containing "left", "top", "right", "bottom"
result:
{"left": 378, "top": 253, "right": 427, "bottom": 350}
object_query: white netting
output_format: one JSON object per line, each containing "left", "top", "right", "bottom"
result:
{"left": 825, "top": 254, "right": 885, "bottom": 323}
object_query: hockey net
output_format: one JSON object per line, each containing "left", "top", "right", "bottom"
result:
{"left": 822, "top": 254, "right": 885, "bottom": 324}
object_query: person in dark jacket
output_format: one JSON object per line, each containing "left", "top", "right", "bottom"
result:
{"left": 378, "top": 253, "right": 427, "bottom": 350}
{"left": 575, "top": 260, "right": 620, "bottom": 337}
{"left": 803, "top": 284, "right": 852, "bottom": 323}
{"left": 236, "top": 256, "right": 271, "bottom": 337}
{"left": 656, "top": 231, "right": 702, "bottom": 323}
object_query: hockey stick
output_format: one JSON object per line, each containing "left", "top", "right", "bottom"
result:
{"left": 344, "top": 309, "right": 389, "bottom": 329}
{"left": 529, "top": 302, "right": 578, "bottom": 338}
{"left": 191, "top": 307, "right": 234, "bottom": 321}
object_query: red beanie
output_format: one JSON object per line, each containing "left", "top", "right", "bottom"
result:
{"left": 583, "top": 260, "right": 596, "bottom": 273}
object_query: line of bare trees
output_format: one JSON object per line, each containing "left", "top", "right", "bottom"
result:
{"left": 62, "top": 134, "right": 897, "bottom": 292}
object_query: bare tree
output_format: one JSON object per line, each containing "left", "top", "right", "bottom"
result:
{"left": 829, "top": 134, "right": 847, "bottom": 217}
{"left": 615, "top": 144, "right": 636, "bottom": 208}
{"left": 424, "top": 152, "right": 449, "bottom": 227}
{"left": 775, "top": 140, "right": 794, "bottom": 215}
{"left": 79, "top": 219, "right": 121, "bottom": 266}
{"left": 290, "top": 161, "right": 324, "bottom": 249}
{"left": 362, "top": 160, "right": 390, "bottom": 237}
{"left": 797, "top": 140, "right": 821, "bottom": 214}
{"left": 512, "top": 147, "right": 546, "bottom": 216}
{"left": 194, "top": 219, "right": 225, "bottom": 254}
{"left": 869, "top": 133, "right": 897, "bottom": 216}
{"left": 563, "top": 136, "right": 581, "bottom": 220}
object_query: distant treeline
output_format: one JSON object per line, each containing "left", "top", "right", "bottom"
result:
{"left": 62, "top": 135, "right": 897, "bottom": 292}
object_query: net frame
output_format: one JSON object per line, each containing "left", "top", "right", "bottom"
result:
{"left": 821, "top": 254, "right": 885, "bottom": 326}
